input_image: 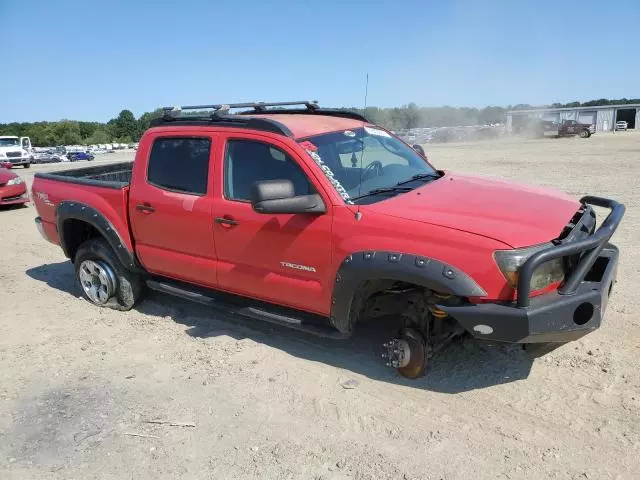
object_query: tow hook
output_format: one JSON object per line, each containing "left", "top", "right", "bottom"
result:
{"left": 381, "top": 328, "right": 427, "bottom": 378}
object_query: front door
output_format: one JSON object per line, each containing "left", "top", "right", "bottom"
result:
{"left": 212, "top": 133, "right": 333, "bottom": 315}
{"left": 129, "top": 133, "right": 218, "bottom": 287}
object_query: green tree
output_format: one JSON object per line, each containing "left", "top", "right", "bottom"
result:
{"left": 110, "top": 110, "right": 138, "bottom": 140}
{"left": 137, "top": 109, "right": 163, "bottom": 139}
{"left": 404, "top": 103, "right": 421, "bottom": 130}
{"left": 86, "top": 127, "right": 110, "bottom": 145}
{"left": 478, "top": 106, "right": 506, "bottom": 125}
{"left": 52, "top": 121, "right": 82, "bottom": 145}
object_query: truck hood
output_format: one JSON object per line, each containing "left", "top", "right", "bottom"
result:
{"left": 364, "top": 172, "right": 580, "bottom": 248}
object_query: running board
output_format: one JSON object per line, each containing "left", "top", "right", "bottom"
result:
{"left": 146, "top": 279, "right": 348, "bottom": 339}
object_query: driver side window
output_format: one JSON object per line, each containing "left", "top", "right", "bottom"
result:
{"left": 224, "top": 139, "right": 314, "bottom": 201}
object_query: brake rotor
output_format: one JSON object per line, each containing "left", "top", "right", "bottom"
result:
{"left": 382, "top": 328, "right": 427, "bottom": 379}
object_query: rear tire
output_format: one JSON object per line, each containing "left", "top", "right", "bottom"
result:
{"left": 580, "top": 129, "right": 591, "bottom": 138}
{"left": 74, "top": 237, "right": 143, "bottom": 311}
{"left": 24, "top": 163, "right": 30, "bottom": 168}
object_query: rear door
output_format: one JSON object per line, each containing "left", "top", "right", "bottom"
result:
{"left": 129, "top": 131, "right": 219, "bottom": 287}
{"left": 211, "top": 132, "right": 334, "bottom": 315}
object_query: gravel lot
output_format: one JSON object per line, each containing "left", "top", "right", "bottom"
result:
{"left": 1, "top": 134, "right": 639, "bottom": 479}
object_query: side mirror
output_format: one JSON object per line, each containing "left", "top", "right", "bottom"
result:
{"left": 412, "top": 144, "right": 427, "bottom": 158}
{"left": 250, "top": 179, "right": 326, "bottom": 214}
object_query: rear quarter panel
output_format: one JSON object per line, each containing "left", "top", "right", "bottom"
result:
{"left": 31, "top": 177, "right": 132, "bottom": 251}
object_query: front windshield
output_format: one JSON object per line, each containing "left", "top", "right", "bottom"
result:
{"left": 0, "top": 138, "right": 20, "bottom": 147}
{"left": 299, "top": 126, "right": 438, "bottom": 204}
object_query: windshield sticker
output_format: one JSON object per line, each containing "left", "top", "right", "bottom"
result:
{"left": 364, "top": 126, "right": 392, "bottom": 138}
{"left": 304, "top": 148, "right": 354, "bottom": 204}
{"left": 344, "top": 130, "right": 356, "bottom": 137}
{"left": 299, "top": 140, "right": 318, "bottom": 152}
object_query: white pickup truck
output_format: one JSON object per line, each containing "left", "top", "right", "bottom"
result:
{"left": 0, "top": 136, "right": 33, "bottom": 168}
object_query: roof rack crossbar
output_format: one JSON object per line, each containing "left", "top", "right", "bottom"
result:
{"left": 162, "top": 100, "right": 319, "bottom": 113}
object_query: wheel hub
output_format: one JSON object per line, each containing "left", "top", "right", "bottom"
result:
{"left": 382, "top": 339, "right": 412, "bottom": 368}
{"left": 78, "top": 260, "right": 116, "bottom": 305}
{"left": 382, "top": 328, "right": 427, "bottom": 378}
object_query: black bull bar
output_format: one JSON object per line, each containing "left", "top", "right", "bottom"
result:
{"left": 517, "top": 196, "right": 625, "bottom": 308}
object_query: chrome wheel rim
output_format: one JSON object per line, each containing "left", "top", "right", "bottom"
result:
{"left": 78, "top": 260, "right": 116, "bottom": 305}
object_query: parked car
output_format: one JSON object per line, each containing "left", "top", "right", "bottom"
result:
{"left": 31, "top": 100, "right": 625, "bottom": 378}
{"left": 615, "top": 121, "right": 628, "bottom": 131}
{"left": 0, "top": 167, "right": 28, "bottom": 206}
{"left": 36, "top": 153, "right": 67, "bottom": 163}
{"left": 68, "top": 151, "right": 95, "bottom": 161}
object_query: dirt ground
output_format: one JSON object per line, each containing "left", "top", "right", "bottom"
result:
{"left": 1, "top": 133, "right": 639, "bottom": 479}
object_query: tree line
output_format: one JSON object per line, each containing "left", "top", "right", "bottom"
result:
{"left": 1, "top": 98, "right": 638, "bottom": 147}
{"left": 0, "top": 109, "right": 162, "bottom": 147}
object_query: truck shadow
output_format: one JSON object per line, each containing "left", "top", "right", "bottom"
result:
{"left": 26, "top": 261, "right": 536, "bottom": 394}
{"left": 0, "top": 204, "right": 29, "bottom": 212}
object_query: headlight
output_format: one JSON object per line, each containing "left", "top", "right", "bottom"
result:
{"left": 0, "top": 152, "right": 6, "bottom": 158}
{"left": 494, "top": 243, "right": 564, "bottom": 291}
{"left": 6, "top": 177, "right": 23, "bottom": 186}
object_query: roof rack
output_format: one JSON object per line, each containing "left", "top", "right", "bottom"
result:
{"left": 161, "top": 100, "right": 319, "bottom": 115}
{"left": 152, "top": 100, "right": 369, "bottom": 137}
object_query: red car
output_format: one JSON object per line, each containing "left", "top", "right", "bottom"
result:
{"left": 0, "top": 167, "right": 28, "bottom": 206}
{"left": 31, "top": 101, "right": 624, "bottom": 378}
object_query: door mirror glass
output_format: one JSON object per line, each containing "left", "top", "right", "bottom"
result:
{"left": 250, "top": 179, "right": 326, "bottom": 214}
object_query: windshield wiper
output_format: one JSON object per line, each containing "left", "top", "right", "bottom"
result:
{"left": 396, "top": 172, "right": 441, "bottom": 186}
{"left": 351, "top": 186, "right": 414, "bottom": 201}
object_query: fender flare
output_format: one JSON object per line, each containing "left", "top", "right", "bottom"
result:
{"left": 329, "top": 251, "right": 486, "bottom": 334}
{"left": 56, "top": 200, "right": 142, "bottom": 272}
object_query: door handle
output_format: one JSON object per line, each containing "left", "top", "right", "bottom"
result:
{"left": 136, "top": 203, "right": 155, "bottom": 213}
{"left": 215, "top": 217, "right": 239, "bottom": 226}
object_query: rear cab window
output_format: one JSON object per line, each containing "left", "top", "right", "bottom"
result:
{"left": 147, "top": 137, "right": 211, "bottom": 195}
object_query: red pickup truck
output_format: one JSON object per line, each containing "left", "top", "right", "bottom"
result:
{"left": 538, "top": 119, "right": 595, "bottom": 138}
{"left": 32, "top": 101, "right": 624, "bottom": 378}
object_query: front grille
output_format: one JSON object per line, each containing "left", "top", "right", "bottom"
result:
{"left": 5, "top": 152, "right": 22, "bottom": 158}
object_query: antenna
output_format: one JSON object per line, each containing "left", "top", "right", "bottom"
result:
{"left": 355, "top": 73, "right": 369, "bottom": 220}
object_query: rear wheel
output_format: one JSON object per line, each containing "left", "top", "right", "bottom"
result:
{"left": 580, "top": 129, "right": 591, "bottom": 138}
{"left": 24, "top": 163, "right": 30, "bottom": 168}
{"left": 74, "top": 237, "right": 143, "bottom": 311}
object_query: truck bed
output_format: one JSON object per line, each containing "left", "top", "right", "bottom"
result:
{"left": 34, "top": 162, "right": 133, "bottom": 189}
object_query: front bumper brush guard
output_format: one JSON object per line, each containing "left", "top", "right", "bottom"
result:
{"left": 517, "top": 196, "right": 625, "bottom": 308}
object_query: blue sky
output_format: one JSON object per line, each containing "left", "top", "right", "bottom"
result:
{"left": 2, "top": 0, "right": 639, "bottom": 122}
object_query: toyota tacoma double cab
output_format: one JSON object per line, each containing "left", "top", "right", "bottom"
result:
{"left": 31, "top": 101, "right": 624, "bottom": 378}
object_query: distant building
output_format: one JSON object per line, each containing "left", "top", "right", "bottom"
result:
{"left": 506, "top": 104, "right": 640, "bottom": 133}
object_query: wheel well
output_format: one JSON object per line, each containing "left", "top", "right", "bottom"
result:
{"left": 61, "top": 219, "right": 102, "bottom": 262}
{"left": 352, "top": 279, "right": 428, "bottom": 324}
{"left": 351, "top": 279, "right": 465, "bottom": 331}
